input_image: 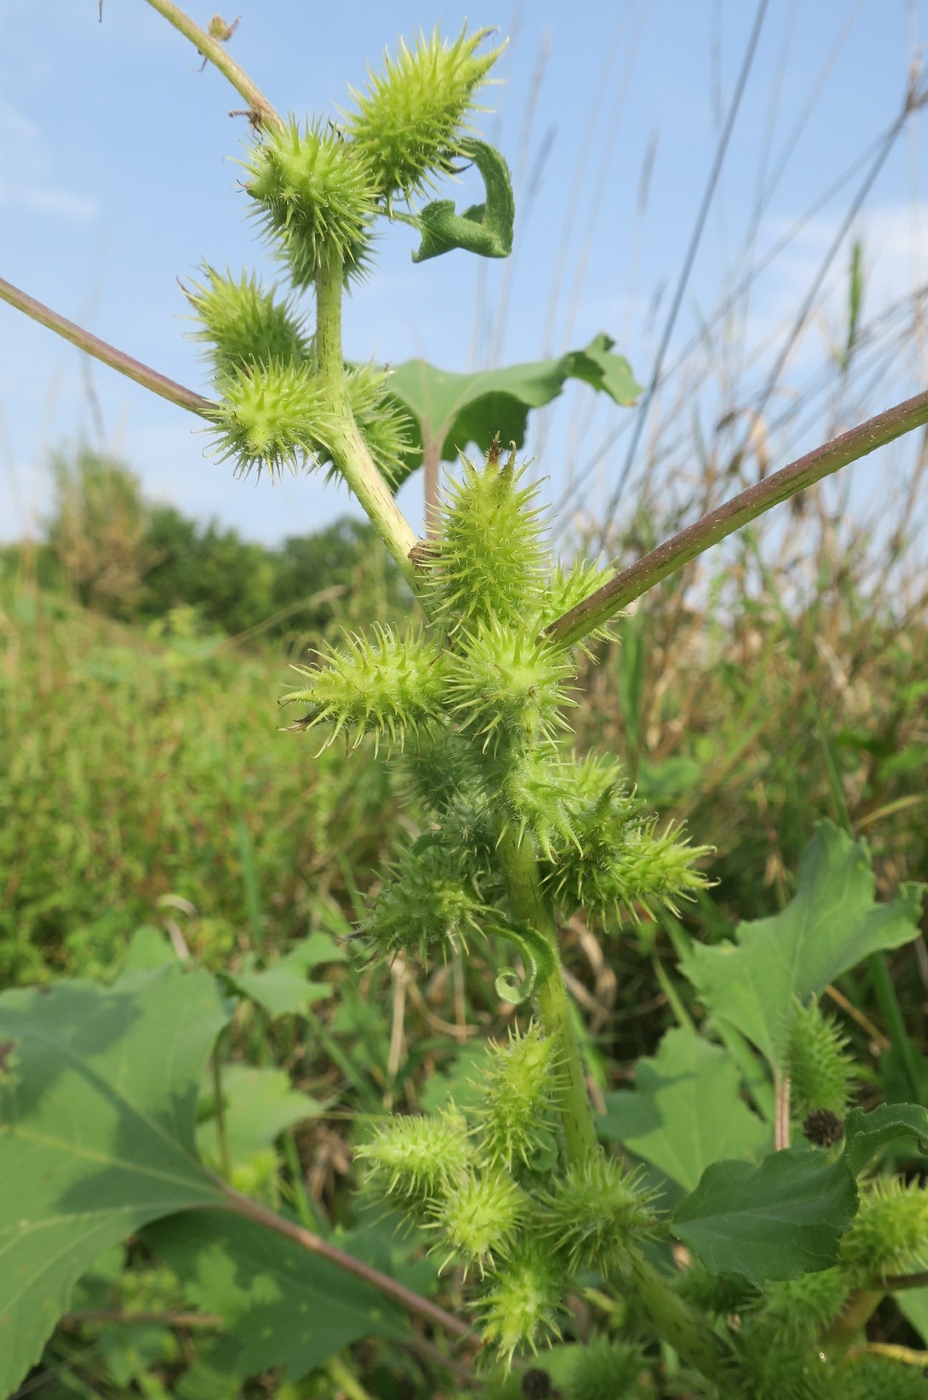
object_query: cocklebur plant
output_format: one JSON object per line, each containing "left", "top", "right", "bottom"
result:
{"left": 5, "top": 6, "right": 928, "bottom": 1400}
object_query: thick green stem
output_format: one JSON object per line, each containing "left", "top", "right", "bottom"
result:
{"left": 314, "top": 249, "right": 420, "bottom": 589}
{"left": 631, "top": 1255, "right": 727, "bottom": 1385}
{"left": 495, "top": 823, "right": 599, "bottom": 1168}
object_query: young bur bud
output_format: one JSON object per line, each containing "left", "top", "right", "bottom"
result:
{"left": 786, "top": 999, "right": 856, "bottom": 1124}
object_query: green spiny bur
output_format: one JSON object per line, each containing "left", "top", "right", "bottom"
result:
{"left": 846, "top": 1357, "right": 928, "bottom": 1400}
{"left": 244, "top": 119, "right": 377, "bottom": 286}
{"left": 479, "top": 1239, "right": 563, "bottom": 1362}
{"left": 362, "top": 838, "right": 489, "bottom": 962}
{"left": 433, "top": 1169, "right": 528, "bottom": 1274}
{"left": 537, "top": 1156, "right": 656, "bottom": 1274}
{"left": 787, "top": 999, "right": 856, "bottom": 1121}
{"left": 211, "top": 359, "right": 334, "bottom": 476}
{"left": 282, "top": 624, "right": 446, "bottom": 751}
{"left": 842, "top": 1176, "right": 928, "bottom": 1276}
{"left": 184, "top": 265, "right": 310, "bottom": 376}
{"left": 445, "top": 618, "right": 575, "bottom": 754}
{"left": 566, "top": 1337, "right": 647, "bottom": 1400}
{"left": 345, "top": 25, "right": 501, "bottom": 200}
{"left": 431, "top": 447, "right": 548, "bottom": 633}
{"left": 355, "top": 1107, "right": 472, "bottom": 1211}
{"left": 476, "top": 1023, "right": 559, "bottom": 1171}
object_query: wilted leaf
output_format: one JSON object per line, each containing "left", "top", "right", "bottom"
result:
{"left": 599, "top": 1029, "right": 770, "bottom": 1192}
{"left": 145, "top": 1210, "right": 404, "bottom": 1378}
{"left": 406, "top": 140, "right": 514, "bottom": 263}
{"left": 0, "top": 965, "right": 230, "bottom": 1397}
{"left": 682, "top": 822, "right": 924, "bottom": 1069}
{"left": 672, "top": 1150, "right": 858, "bottom": 1285}
{"left": 384, "top": 337, "right": 640, "bottom": 488}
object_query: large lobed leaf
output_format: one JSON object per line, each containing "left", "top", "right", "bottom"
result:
{"left": 383, "top": 335, "right": 640, "bottom": 488}
{"left": 599, "top": 1028, "right": 769, "bottom": 1193}
{"left": 672, "top": 1150, "right": 858, "bottom": 1285}
{"left": 0, "top": 965, "right": 229, "bottom": 1396}
{"left": 145, "top": 1211, "right": 404, "bottom": 1379}
{"left": 682, "top": 821, "right": 924, "bottom": 1070}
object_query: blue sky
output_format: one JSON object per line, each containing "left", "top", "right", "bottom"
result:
{"left": 2, "top": 1, "right": 927, "bottom": 544}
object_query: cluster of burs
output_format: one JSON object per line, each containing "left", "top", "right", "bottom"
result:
{"left": 187, "top": 25, "right": 928, "bottom": 1397}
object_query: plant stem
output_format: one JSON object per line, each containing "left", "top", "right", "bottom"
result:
{"left": 314, "top": 248, "right": 420, "bottom": 588}
{"left": 0, "top": 275, "right": 213, "bottom": 417}
{"left": 216, "top": 1184, "right": 472, "bottom": 1339}
{"left": 495, "top": 823, "right": 599, "bottom": 1168}
{"left": 211, "top": 1045, "right": 231, "bottom": 1180}
{"left": 774, "top": 1070, "right": 791, "bottom": 1151}
{"left": 631, "top": 1255, "right": 726, "bottom": 1384}
{"left": 143, "top": 0, "right": 284, "bottom": 131}
{"left": 545, "top": 382, "right": 928, "bottom": 648}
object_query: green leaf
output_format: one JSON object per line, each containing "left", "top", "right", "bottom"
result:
{"left": 671, "top": 1150, "right": 858, "bottom": 1285}
{"left": 844, "top": 1103, "right": 928, "bottom": 1176}
{"left": 225, "top": 933, "right": 345, "bottom": 1018}
{"left": 0, "top": 965, "right": 230, "bottom": 1397}
{"left": 895, "top": 1287, "right": 928, "bottom": 1345}
{"left": 198, "top": 1065, "right": 324, "bottom": 1174}
{"left": 384, "top": 337, "right": 640, "bottom": 488}
{"left": 598, "top": 1029, "right": 770, "bottom": 1192}
{"left": 145, "top": 1210, "right": 404, "bottom": 1378}
{"left": 406, "top": 140, "right": 514, "bottom": 263}
{"left": 682, "top": 822, "right": 924, "bottom": 1069}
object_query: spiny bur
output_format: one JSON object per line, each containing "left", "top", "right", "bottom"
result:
{"left": 356, "top": 1108, "right": 472, "bottom": 1212}
{"left": 244, "top": 119, "right": 377, "bottom": 286}
{"left": 842, "top": 1176, "right": 928, "bottom": 1277}
{"left": 346, "top": 25, "right": 502, "bottom": 200}
{"left": 566, "top": 1337, "right": 647, "bottom": 1400}
{"left": 434, "top": 1169, "right": 528, "bottom": 1275}
{"left": 476, "top": 1023, "right": 559, "bottom": 1171}
{"left": 431, "top": 445, "right": 547, "bottom": 633}
{"left": 282, "top": 624, "right": 446, "bottom": 752}
{"left": 786, "top": 999, "right": 856, "bottom": 1123}
{"left": 537, "top": 1156, "right": 656, "bottom": 1274}
{"left": 184, "top": 265, "right": 310, "bottom": 376}
{"left": 479, "top": 1240, "right": 563, "bottom": 1362}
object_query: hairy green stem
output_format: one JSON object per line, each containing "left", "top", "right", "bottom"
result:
{"left": 495, "top": 823, "right": 599, "bottom": 1167}
{"left": 545, "top": 382, "right": 928, "bottom": 648}
{"left": 143, "top": 0, "right": 284, "bottom": 130}
{"left": 631, "top": 1255, "right": 727, "bottom": 1384}
{"left": 314, "top": 249, "right": 420, "bottom": 588}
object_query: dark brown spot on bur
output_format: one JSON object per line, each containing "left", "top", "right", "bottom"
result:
{"left": 803, "top": 1108, "right": 844, "bottom": 1148}
{"left": 521, "top": 1369, "right": 554, "bottom": 1399}
{"left": 0, "top": 1041, "right": 17, "bottom": 1074}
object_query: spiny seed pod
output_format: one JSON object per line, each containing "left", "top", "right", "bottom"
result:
{"left": 786, "top": 999, "right": 856, "bottom": 1122}
{"left": 546, "top": 785, "right": 710, "bottom": 921}
{"left": 183, "top": 265, "right": 310, "bottom": 378}
{"left": 434, "top": 1169, "right": 528, "bottom": 1275}
{"left": 476, "top": 1023, "right": 559, "bottom": 1171}
{"left": 282, "top": 625, "right": 447, "bottom": 752}
{"left": 566, "top": 1336, "right": 646, "bottom": 1400}
{"left": 356, "top": 1107, "right": 472, "bottom": 1211}
{"left": 759, "top": 1268, "right": 850, "bottom": 1344}
{"left": 845, "top": 1355, "right": 928, "bottom": 1400}
{"left": 539, "top": 557, "right": 615, "bottom": 646}
{"left": 842, "top": 1177, "right": 928, "bottom": 1276}
{"left": 344, "top": 363, "right": 413, "bottom": 483}
{"left": 537, "top": 1155, "right": 656, "bottom": 1273}
{"left": 345, "top": 25, "right": 502, "bottom": 200}
{"left": 362, "top": 838, "right": 489, "bottom": 962}
{"left": 244, "top": 120, "right": 377, "bottom": 286}
{"left": 479, "top": 1240, "right": 562, "bottom": 1361}
{"left": 445, "top": 620, "right": 575, "bottom": 756}
{"left": 494, "top": 750, "right": 582, "bottom": 859}
{"left": 432, "top": 448, "right": 548, "bottom": 633}
{"left": 211, "top": 360, "right": 334, "bottom": 476}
